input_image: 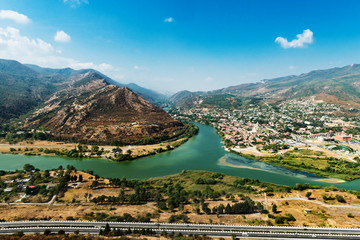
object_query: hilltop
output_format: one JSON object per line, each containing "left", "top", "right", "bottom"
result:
{"left": 0, "top": 59, "right": 166, "bottom": 123}
{"left": 0, "top": 59, "right": 184, "bottom": 145}
{"left": 23, "top": 71, "right": 184, "bottom": 144}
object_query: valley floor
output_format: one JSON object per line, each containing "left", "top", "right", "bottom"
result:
{"left": 0, "top": 137, "right": 186, "bottom": 161}
{"left": 0, "top": 170, "right": 360, "bottom": 229}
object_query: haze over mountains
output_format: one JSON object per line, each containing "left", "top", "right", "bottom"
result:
{"left": 171, "top": 64, "right": 360, "bottom": 109}
{"left": 1, "top": 57, "right": 360, "bottom": 136}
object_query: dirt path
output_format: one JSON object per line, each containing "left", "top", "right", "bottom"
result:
{"left": 253, "top": 197, "right": 360, "bottom": 209}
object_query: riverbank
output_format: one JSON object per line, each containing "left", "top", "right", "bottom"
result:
{"left": 219, "top": 156, "right": 346, "bottom": 183}
{"left": 2, "top": 122, "right": 360, "bottom": 190}
{"left": 0, "top": 123, "right": 199, "bottom": 162}
{"left": 0, "top": 137, "right": 186, "bottom": 161}
{"left": 229, "top": 147, "right": 357, "bottom": 182}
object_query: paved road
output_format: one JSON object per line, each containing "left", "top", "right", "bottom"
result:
{"left": 2, "top": 221, "right": 360, "bottom": 239}
{"left": 0, "top": 227, "right": 99, "bottom": 235}
{"left": 1, "top": 226, "right": 360, "bottom": 239}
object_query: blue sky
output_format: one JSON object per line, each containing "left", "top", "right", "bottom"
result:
{"left": 1, "top": 0, "right": 360, "bottom": 93}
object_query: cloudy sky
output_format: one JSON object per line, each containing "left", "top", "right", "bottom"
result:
{"left": 1, "top": 0, "right": 360, "bottom": 93}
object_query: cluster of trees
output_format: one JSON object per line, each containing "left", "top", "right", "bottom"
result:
{"left": 91, "top": 185, "right": 152, "bottom": 205}
{"left": 4, "top": 131, "right": 54, "bottom": 144}
{"left": 262, "top": 144, "right": 290, "bottom": 153}
{"left": 195, "top": 177, "right": 217, "bottom": 185}
{"left": 268, "top": 213, "right": 296, "bottom": 224}
{"left": 38, "top": 145, "right": 105, "bottom": 158}
{"left": 100, "top": 223, "right": 155, "bottom": 236}
{"left": 168, "top": 214, "right": 189, "bottom": 223}
{"left": 85, "top": 212, "right": 152, "bottom": 223}
{"left": 207, "top": 197, "right": 260, "bottom": 215}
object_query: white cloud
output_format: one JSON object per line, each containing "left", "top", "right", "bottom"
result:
{"left": 63, "top": 0, "right": 89, "bottom": 7}
{"left": 289, "top": 65, "right": 295, "bottom": 70}
{"left": 0, "top": 10, "right": 30, "bottom": 24}
{"left": 70, "top": 62, "right": 113, "bottom": 72}
{"left": 0, "top": 26, "right": 115, "bottom": 75}
{"left": 54, "top": 30, "right": 71, "bottom": 43}
{"left": 0, "top": 27, "right": 53, "bottom": 58}
{"left": 133, "top": 65, "right": 148, "bottom": 71}
{"left": 205, "top": 76, "right": 213, "bottom": 82}
{"left": 275, "top": 29, "right": 313, "bottom": 49}
{"left": 164, "top": 17, "right": 174, "bottom": 23}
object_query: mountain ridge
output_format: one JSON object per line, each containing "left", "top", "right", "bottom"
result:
{"left": 171, "top": 63, "right": 360, "bottom": 109}
{"left": 23, "top": 73, "right": 183, "bottom": 144}
{"left": 0, "top": 59, "right": 165, "bottom": 123}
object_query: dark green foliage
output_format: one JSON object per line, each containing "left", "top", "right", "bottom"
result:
{"left": 23, "top": 163, "right": 36, "bottom": 172}
{"left": 336, "top": 194, "right": 346, "bottom": 203}
{"left": 272, "top": 204, "right": 277, "bottom": 213}
{"left": 43, "top": 229, "right": 51, "bottom": 235}
{"left": 201, "top": 94, "right": 243, "bottom": 109}
{"left": 275, "top": 214, "right": 296, "bottom": 224}
{"left": 169, "top": 214, "right": 189, "bottom": 223}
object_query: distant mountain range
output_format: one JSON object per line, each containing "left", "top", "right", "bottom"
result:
{"left": 2, "top": 57, "right": 360, "bottom": 134}
{"left": 170, "top": 64, "right": 360, "bottom": 109}
{"left": 0, "top": 59, "right": 166, "bottom": 123}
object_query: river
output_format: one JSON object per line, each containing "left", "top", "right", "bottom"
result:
{"left": 1, "top": 123, "right": 360, "bottom": 190}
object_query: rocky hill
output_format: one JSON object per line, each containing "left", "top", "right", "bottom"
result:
{"left": 0, "top": 59, "right": 165, "bottom": 123}
{"left": 23, "top": 71, "right": 184, "bottom": 144}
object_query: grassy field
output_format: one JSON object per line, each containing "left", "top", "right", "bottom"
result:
{"left": 237, "top": 148, "right": 360, "bottom": 181}
{"left": 1, "top": 169, "right": 360, "bottom": 228}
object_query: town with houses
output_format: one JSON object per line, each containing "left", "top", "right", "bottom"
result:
{"left": 170, "top": 98, "right": 360, "bottom": 162}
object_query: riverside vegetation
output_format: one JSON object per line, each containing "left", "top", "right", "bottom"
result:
{"left": 1, "top": 165, "right": 360, "bottom": 228}
{"left": 232, "top": 148, "right": 360, "bottom": 181}
{"left": 0, "top": 122, "right": 199, "bottom": 162}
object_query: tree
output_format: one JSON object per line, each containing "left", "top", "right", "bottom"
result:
{"left": 78, "top": 174, "right": 83, "bottom": 182}
{"left": 119, "top": 190, "right": 126, "bottom": 203}
{"left": 91, "top": 145, "right": 99, "bottom": 153}
{"left": 44, "top": 170, "right": 50, "bottom": 178}
{"left": 103, "top": 223, "right": 111, "bottom": 235}
{"left": 336, "top": 194, "right": 346, "bottom": 203}
{"left": 90, "top": 180, "right": 99, "bottom": 189}
{"left": 43, "top": 229, "right": 51, "bottom": 235}
{"left": 306, "top": 192, "right": 312, "bottom": 199}
{"left": 23, "top": 163, "right": 35, "bottom": 172}
{"left": 14, "top": 231, "right": 24, "bottom": 237}
{"left": 272, "top": 204, "right": 277, "bottom": 213}
{"left": 225, "top": 203, "right": 231, "bottom": 214}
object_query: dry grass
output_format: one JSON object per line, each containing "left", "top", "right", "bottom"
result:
{"left": 0, "top": 138, "right": 186, "bottom": 159}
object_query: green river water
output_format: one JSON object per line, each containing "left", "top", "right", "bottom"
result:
{"left": 1, "top": 123, "right": 360, "bottom": 190}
